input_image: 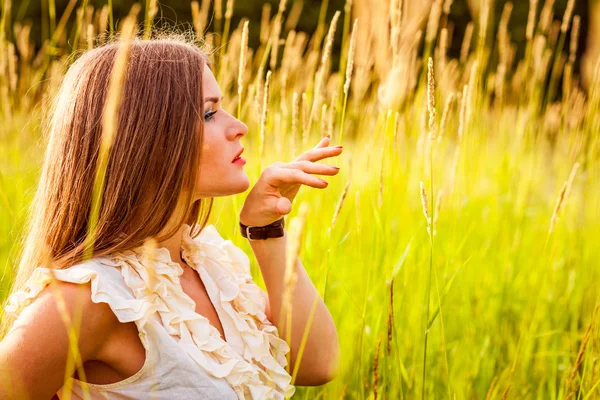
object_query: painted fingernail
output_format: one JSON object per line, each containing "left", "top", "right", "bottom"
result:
{"left": 331, "top": 166, "right": 340, "bottom": 170}
{"left": 326, "top": 134, "right": 331, "bottom": 139}
{"left": 319, "top": 178, "right": 328, "bottom": 185}
{"left": 334, "top": 145, "right": 343, "bottom": 149}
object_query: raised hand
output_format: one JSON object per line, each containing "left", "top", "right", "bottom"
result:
{"left": 239, "top": 136, "right": 343, "bottom": 227}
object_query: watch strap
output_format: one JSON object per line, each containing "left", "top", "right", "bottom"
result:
{"left": 239, "top": 217, "right": 285, "bottom": 241}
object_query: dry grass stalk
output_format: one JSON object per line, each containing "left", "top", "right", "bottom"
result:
{"left": 372, "top": 335, "right": 382, "bottom": 400}
{"left": 379, "top": 139, "right": 385, "bottom": 208}
{"left": 214, "top": 0, "right": 223, "bottom": 25}
{"left": 291, "top": 91, "right": 299, "bottom": 158}
{"left": 225, "top": 0, "right": 234, "bottom": 20}
{"left": 280, "top": 30, "right": 297, "bottom": 85}
{"left": 466, "top": 61, "right": 478, "bottom": 125}
{"left": 485, "top": 375, "right": 499, "bottom": 400}
{"left": 498, "top": 2, "right": 513, "bottom": 61}
{"left": 301, "top": 92, "right": 309, "bottom": 145}
{"left": 564, "top": 161, "right": 580, "bottom": 200}
{"left": 320, "top": 104, "right": 328, "bottom": 138}
{"left": 86, "top": 24, "right": 94, "bottom": 50}
{"left": 86, "top": 4, "right": 140, "bottom": 260}
{"left": 427, "top": 57, "right": 436, "bottom": 141}
{"left": 238, "top": 20, "right": 249, "bottom": 98}
{"left": 437, "top": 91, "right": 455, "bottom": 142}
{"left": 449, "top": 144, "right": 460, "bottom": 197}
{"left": 569, "top": 15, "right": 580, "bottom": 63}
{"left": 526, "top": 0, "right": 539, "bottom": 41}
{"left": 199, "top": 0, "right": 211, "bottom": 38}
{"left": 269, "top": 0, "right": 287, "bottom": 70}
{"left": 420, "top": 181, "right": 432, "bottom": 231}
{"left": 40, "top": 244, "right": 91, "bottom": 398}
{"left": 549, "top": 161, "right": 579, "bottom": 234}
{"left": 285, "top": 0, "right": 303, "bottom": 31}
{"left": 460, "top": 22, "right": 474, "bottom": 64}
{"left": 259, "top": 70, "right": 272, "bottom": 167}
{"left": 478, "top": 0, "right": 491, "bottom": 47}
{"left": 260, "top": 3, "right": 272, "bottom": 45}
{"left": 344, "top": 19, "right": 358, "bottom": 96}
{"left": 253, "top": 66, "right": 264, "bottom": 120}
{"left": 433, "top": 189, "right": 442, "bottom": 236}
{"left": 564, "top": 305, "right": 599, "bottom": 399}
{"left": 563, "top": 62, "right": 573, "bottom": 102}
{"left": 7, "top": 43, "right": 17, "bottom": 94}
{"left": 561, "top": 0, "right": 575, "bottom": 33}
{"left": 390, "top": 0, "right": 402, "bottom": 58}
{"left": 331, "top": 180, "right": 351, "bottom": 229}
{"left": 539, "top": 0, "right": 556, "bottom": 33}
{"left": 426, "top": 0, "right": 443, "bottom": 44}
{"left": 549, "top": 181, "right": 568, "bottom": 234}
{"left": 500, "top": 383, "right": 511, "bottom": 400}
{"left": 438, "top": 28, "right": 448, "bottom": 71}
{"left": 97, "top": 5, "right": 109, "bottom": 42}
{"left": 387, "top": 279, "right": 394, "bottom": 356}
{"left": 495, "top": 63, "right": 506, "bottom": 104}
{"left": 143, "top": 0, "right": 158, "bottom": 40}
{"left": 443, "top": 0, "right": 454, "bottom": 14}
{"left": 327, "top": 91, "right": 337, "bottom": 139}
{"left": 309, "top": 11, "right": 341, "bottom": 134}
{"left": 190, "top": 2, "right": 201, "bottom": 40}
{"left": 458, "top": 84, "right": 468, "bottom": 139}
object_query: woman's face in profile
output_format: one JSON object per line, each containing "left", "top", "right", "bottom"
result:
{"left": 194, "top": 62, "right": 250, "bottom": 199}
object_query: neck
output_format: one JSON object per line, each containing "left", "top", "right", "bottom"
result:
{"left": 156, "top": 224, "right": 186, "bottom": 265}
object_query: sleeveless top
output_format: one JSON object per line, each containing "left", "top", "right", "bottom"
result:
{"left": 4, "top": 223, "right": 296, "bottom": 399}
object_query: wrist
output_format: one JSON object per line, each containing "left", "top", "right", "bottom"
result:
{"left": 239, "top": 217, "right": 285, "bottom": 241}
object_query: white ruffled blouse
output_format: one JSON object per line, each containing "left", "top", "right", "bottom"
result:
{"left": 4, "top": 223, "right": 296, "bottom": 399}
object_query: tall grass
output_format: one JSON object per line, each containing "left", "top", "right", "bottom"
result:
{"left": 1, "top": 0, "right": 600, "bottom": 398}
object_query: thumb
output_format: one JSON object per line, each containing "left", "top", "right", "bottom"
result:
{"left": 276, "top": 197, "right": 293, "bottom": 216}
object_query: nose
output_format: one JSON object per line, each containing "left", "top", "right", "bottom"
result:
{"left": 227, "top": 116, "right": 248, "bottom": 140}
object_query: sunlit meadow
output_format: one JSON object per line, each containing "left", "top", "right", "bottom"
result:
{"left": 1, "top": 0, "right": 600, "bottom": 398}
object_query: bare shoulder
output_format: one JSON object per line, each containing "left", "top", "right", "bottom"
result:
{"left": 0, "top": 279, "right": 120, "bottom": 399}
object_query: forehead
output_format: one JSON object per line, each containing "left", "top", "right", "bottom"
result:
{"left": 202, "top": 63, "right": 220, "bottom": 98}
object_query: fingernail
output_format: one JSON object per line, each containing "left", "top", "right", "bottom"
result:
{"left": 334, "top": 145, "right": 343, "bottom": 148}
{"left": 326, "top": 134, "right": 331, "bottom": 139}
{"left": 331, "top": 166, "right": 340, "bottom": 170}
{"left": 319, "top": 178, "right": 328, "bottom": 185}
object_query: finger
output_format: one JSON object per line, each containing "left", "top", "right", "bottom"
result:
{"left": 269, "top": 168, "right": 329, "bottom": 188}
{"left": 280, "top": 160, "right": 340, "bottom": 176}
{"left": 294, "top": 145, "right": 343, "bottom": 162}
{"left": 276, "top": 197, "right": 293, "bottom": 215}
{"left": 313, "top": 135, "right": 331, "bottom": 149}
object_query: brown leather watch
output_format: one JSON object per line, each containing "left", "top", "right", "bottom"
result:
{"left": 239, "top": 217, "right": 285, "bottom": 241}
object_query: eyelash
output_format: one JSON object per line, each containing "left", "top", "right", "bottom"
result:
{"left": 204, "top": 109, "right": 217, "bottom": 122}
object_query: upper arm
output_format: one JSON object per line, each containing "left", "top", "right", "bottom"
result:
{"left": 0, "top": 280, "right": 120, "bottom": 399}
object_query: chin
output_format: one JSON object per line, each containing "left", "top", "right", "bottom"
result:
{"left": 194, "top": 175, "right": 251, "bottom": 199}
{"left": 222, "top": 176, "right": 251, "bottom": 196}
{"left": 236, "top": 175, "right": 251, "bottom": 193}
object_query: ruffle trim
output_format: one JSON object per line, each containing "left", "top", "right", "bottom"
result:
{"left": 179, "top": 224, "right": 296, "bottom": 399}
{"left": 4, "top": 264, "right": 154, "bottom": 325}
{"left": 105, "top": 223, "right": 295, "bottom": 399}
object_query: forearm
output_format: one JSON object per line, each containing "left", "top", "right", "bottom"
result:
{"left": 249, "top": 229, "right": 340, "bottom": 385}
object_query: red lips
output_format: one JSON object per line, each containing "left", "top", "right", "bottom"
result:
{"left": 232, "top": 148, "right": 244, "bottom": 162}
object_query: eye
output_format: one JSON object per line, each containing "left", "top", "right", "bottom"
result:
{"left": 204, "top": 109, "right": 217, "bottom": 122}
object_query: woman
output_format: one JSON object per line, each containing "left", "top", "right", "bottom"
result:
{"left": 0, "top": 35, "right": 341, "bottom": 399}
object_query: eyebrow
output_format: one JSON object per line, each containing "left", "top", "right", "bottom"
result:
{"left": 204, "top": 96, "right": 223, "bottom": 103}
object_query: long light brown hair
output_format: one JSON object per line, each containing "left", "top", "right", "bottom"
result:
{"left": 1, "top": 36, "right": 214, "bottom": 337}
